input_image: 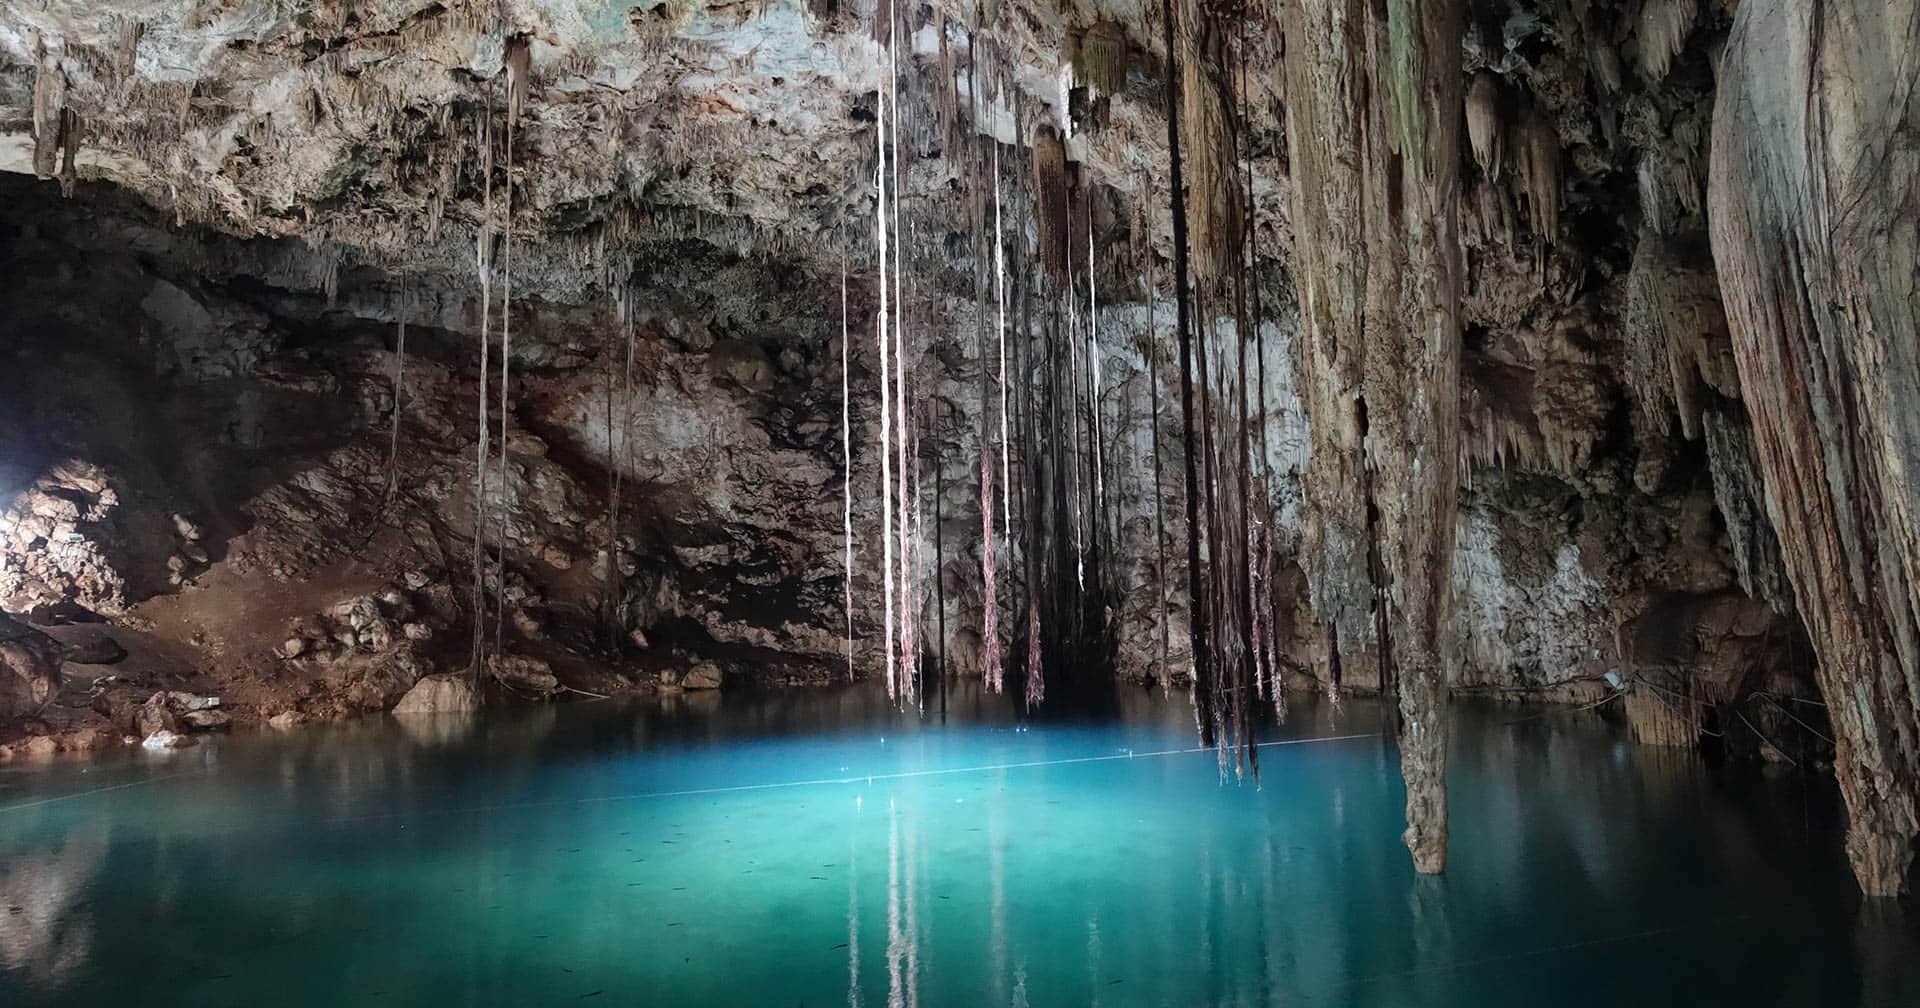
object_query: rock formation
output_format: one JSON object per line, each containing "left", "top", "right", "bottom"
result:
{"left": 1709, "top": 0, "right": 1920, "bottom": 897}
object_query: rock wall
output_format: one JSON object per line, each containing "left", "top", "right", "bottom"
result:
{"left": 1709, "top": 0, "right": 1920, "bottom": 896}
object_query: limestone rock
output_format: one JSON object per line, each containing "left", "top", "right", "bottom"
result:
{"left": 683, "top": 663, "right": 723, "bottom": 690}
{"left": 393, "top": 674, "right": 478, "bottom": 715}
{"left": 180, "top": 708, "right": 231, "bottom": 732}
{"left": 489, "top": 655, "right": 559, "bottom": 696}
{"left": 0, "top": 612, "right": 64, "bottom": 720}
{"left": 133, "top": 693, "right": 177, "bottom": 737}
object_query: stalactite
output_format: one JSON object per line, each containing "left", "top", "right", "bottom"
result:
{"left": 1710, "top": 0, "right": 1920, "bottom": 896}
{"left": 1285, "top": 0, "right": 1465, "bottom": 872}
{"left": 1070, "top": 20, "right": 1129, "bottom": 96}
{"left": 1514, "top": 107, "right": 1561, "bottom": 241}
{"left": 1031, "top": 127, "right": 1072, "bottom": 285}
{"left": 1637, "top": 0, "right": 1697, "bottom": 82}
{"left": 31, "top": 53, "right": 68, "bottom": 181}
{"left": 1465, "top": 72, "right": 1504, "bottom": 181}
{"left": 1176, "top": 0, "right": 1244, "bottom": 288}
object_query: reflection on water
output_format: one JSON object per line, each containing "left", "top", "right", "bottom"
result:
{"left": 0, "top": 681, "right": 1910, "bottom": 1006}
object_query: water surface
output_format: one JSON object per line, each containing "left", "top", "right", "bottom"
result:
{"left": 1, "top": 683, "right": 1914, "bottom": 1006}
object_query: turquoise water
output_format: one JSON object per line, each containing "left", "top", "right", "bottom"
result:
{"left": 1, "top": 683, "right": 1914, "bottom": 1006}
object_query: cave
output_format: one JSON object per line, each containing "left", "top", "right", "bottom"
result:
{"left": 3, "top": 0, "right": 1919, "bottom": 1004}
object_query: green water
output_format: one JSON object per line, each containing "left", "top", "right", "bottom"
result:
{"left": 1, "top": 684, "right": 1914, "bottom": 1006}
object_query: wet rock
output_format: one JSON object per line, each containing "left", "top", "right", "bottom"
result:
{"left": 345, "top": 650, "right": 427, "bottom": 711}
{"left": 134, "top": 693, "right": 178, "bottom": 737}
{"left": 393, "top": 673, "right": 479, "bottom": 715}
{"left": 0, "top": 612, "right": 64, "bottom": 720}
{"left": 141, "top": 729, "right": 193, "bottom": 750}
{"left": 683, "top": 663, "right": 723, "bottom": 690}
{"left": 267, "top": 710, "right": 305, "bottom": 730}
{"left": 163, "top": 692, "right": 221, "bottom": 713}
{"left": 180, "top": 708, "right": 232, "bottom": 732}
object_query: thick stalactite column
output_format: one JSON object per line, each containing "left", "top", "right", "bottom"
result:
{"left": 1284, "top": 0, "right": 1465, "bottom": 874}
{"left": 1709, "top": 0, "right": 1920, "bottom": 897}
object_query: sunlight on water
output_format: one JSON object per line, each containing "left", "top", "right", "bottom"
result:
{"left": 1, "top": 684, "right": 1914, "bottom": 1006}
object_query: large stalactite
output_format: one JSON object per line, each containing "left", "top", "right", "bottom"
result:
{"left": 1284, "top": 0, "right": 1465, "bottom": 873}
{"left": 1709, "top": 0, "right": 1920, "bottom": 897}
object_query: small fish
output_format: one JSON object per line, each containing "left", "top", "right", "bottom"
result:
{"left": 831, "top": 943, "right": 849, "bottom": 950}
{"left": 580, "top": 991, "right": 603, "bottom": 998}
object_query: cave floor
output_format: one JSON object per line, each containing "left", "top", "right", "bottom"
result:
{"left": 0, "top": 685, "right": 1911, "bottom": 1006}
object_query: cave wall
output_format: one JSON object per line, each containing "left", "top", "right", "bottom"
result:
{"left": 1709, "top": 0, "right": 1920, "bottom": 896}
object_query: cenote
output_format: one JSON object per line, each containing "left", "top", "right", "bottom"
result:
{"left": 6, "top": 0, "right": 1920, "bottom": 1004}
{"left": 3, "top": 686, "right": 1916, "bottom": 1006}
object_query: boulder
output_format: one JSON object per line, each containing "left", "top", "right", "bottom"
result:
{"left": 134, "top": 693, "right": 178, "bottom": 736}
{"left": 163, "top": 692, "right": 220, "bottom": 712}
{"left": 490, "top": 654, "right": 560, "bottom": 695}
{"left": 0, "top": 612, "right": 63, "bottom": 720}
{"left": 346, "top": 651, "right": 426, "bottom": 711}
{"left": 141, "top": 729, "right": 194, "bottom": 750}
{"left": 180, "top": 708, "right": 232, "bottom": 732}
{"left": 392, "top": 673, "right": 479, "bottom": 715}
{"left": 267, "top": 710, "right": 305, "bottom": 730}
{"left": 683, "top": 662, "right": 723, "bottom": 690}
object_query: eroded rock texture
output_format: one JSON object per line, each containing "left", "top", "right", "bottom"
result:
{"left": 1710, "top": 0, "right": 1920, "bottom": 897}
